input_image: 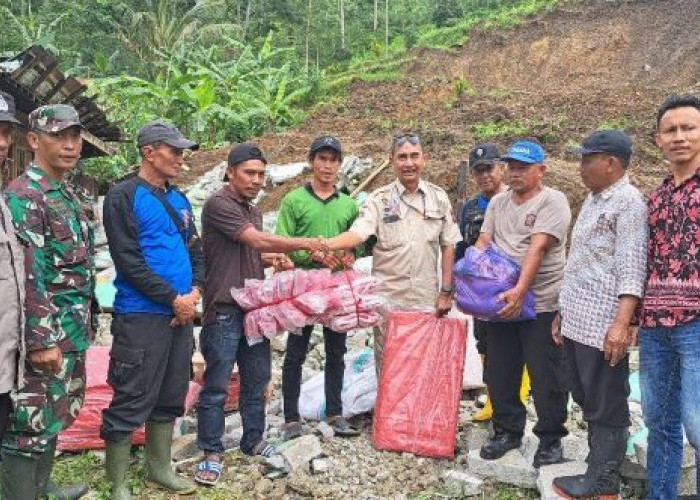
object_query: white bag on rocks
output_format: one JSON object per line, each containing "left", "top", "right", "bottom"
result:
{"left": 298, "top": 348, "right": 377, "bottom": 420}
{"left": 448, "top": 310, "right": 484, "bottom": 389}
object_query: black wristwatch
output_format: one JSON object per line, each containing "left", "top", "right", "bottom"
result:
{"left": 440, "top": 283, "right": 454, "bottom": 294}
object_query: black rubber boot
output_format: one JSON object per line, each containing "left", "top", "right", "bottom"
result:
{"left": 479, "top": 433, "right": 521, "bottom": 460}
{"left": 533, "top": 440, "right": 564, "bottom": 469}
{"left": 552, "top": 425, "right": 628, "bottom": 499}
{"left": 36, "top": 438, "right": 89, "bottom": 499}
{"left": 0, "top": 449, "right": 39, "bottom": 500}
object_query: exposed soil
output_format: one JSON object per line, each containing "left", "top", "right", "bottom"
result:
{"left": 186, "top": 0, "right": 700, "bottom": 216}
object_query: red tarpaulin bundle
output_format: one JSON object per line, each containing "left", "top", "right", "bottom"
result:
{"left": 58, "top": 346, "right": 201, "bottom": 451}
{"left": 372, "top": 311, "right": 467, "bottom": 458}
{"left": 232, "top": 269, "right": 384, "bottom": 343}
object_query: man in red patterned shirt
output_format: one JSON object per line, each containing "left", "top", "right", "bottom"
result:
{"left": 640, "top": 94, "right": 700, "bottom": 499}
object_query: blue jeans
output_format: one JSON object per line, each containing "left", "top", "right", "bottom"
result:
{"left": 196, "top": 307, "right": 271, "bottom": 455}
{"left": 640, "top": 318, "right": 700, "bottom": 499}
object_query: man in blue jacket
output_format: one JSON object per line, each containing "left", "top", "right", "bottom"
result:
{"left": 101, "top": 121, "right": 202, "bottom": 499}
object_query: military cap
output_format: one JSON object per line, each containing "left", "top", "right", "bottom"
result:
{"left": 28, "top": 104, "right": 82, "bottom": 133}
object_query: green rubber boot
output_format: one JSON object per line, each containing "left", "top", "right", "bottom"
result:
{"left": 105, "top": 439, "right": 132, "bottom": 500}
{"left": 144, "top": 421, "right": 196, "bottom": 494}
{"left": 36, "top": 438, "right": 89, "bottom": 499}
{"left": 0, "top": 449, "right": 39, "bottom": 500}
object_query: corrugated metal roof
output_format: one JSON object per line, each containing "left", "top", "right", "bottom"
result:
{"left": 0, "top": 45, "right": 121, "bottom": 157}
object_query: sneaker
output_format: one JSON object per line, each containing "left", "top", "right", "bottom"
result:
{"left": 327, "top": 416, "right": 360, "bottom": 437}
{"left": 533, "top": 441, "right": 564, "bottom": 468}
{"left": 282, "top": 421, "right": 304, "bottom": 441}
{"left": 479, "top": 433, "right": 521, "bottom": 460}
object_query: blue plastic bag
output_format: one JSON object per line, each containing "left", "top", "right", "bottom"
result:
{"left": 453, "top": 243, "right": 536, "bottom": 321}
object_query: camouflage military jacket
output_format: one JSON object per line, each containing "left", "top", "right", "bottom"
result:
{"left": 4, "top": 165, "right": 95, "bottom": 353}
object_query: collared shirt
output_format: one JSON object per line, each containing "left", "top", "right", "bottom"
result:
{"left": 560, "top": 176, "right": 647, "bottom": 349}
{"left": 201, "top": 185, "right": 265, "bottom": 325}
{"left": 0, "top": 196, "right": 25, "bottom": 392}
{"left": 350, "top": 179, "right": 461, "bottom": 307}
{"left": 276, "top": 183, "right": 359, "bottom": 268}
{"left": 4, "top": 165, "right": 95, "bottom": 353}
{"left": 642, "top": 169, "right": 700, "bottom": 328}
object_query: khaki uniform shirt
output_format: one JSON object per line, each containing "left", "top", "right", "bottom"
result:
{"left": 0, "top": 196, "right": 25, "bottom": 392}
{"left": 350, "top": 179, "right": 461, "bottom": 308}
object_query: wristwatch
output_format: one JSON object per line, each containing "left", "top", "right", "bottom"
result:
{"left": 440, "top": 283, "right": 455, "bottom": 294}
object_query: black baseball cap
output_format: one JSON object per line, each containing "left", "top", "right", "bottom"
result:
{"left": 309, "top": 135, "right": 342, "bottom": 156}
{"left": 469, "top": 144, "right": 500, "bottom": 169}
{"left": 224, "top": 143, "right": 267, "bottom": 181}
{"left": 0, "top": 91, "right": 20, "bottom": 124}
{"left": 137, "top": 120, "right": 198, "bottom": 150}
{"left": 574, "top": 130, "right": 632, "bottom": 162}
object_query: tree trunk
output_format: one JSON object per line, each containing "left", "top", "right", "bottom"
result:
{"left": 339, "top": 0, "right": 345, "bottom": 50}
{"left": 384, "top": 0, "right": 389, "bottom": 55}
{"left": 242, "top": 0, "right": 252, "bottom": 40}
{"left": 374, "top": 0, "right": 378, "bottom": 32}
{"left": 305, "top": 0, "right": 312, "bottom": 72}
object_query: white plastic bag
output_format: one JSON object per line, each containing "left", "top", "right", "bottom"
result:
{"left": 297, "top": 348, "right": 377, "bottom": 421}
{"left": 448, "top": 309, "right": 484, "bottom": 389}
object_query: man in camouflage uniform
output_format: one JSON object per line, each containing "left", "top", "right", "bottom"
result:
{"left": 2, "top": 104, "right": 96, "bottom": 500}
{"left": 0, "top": 91, "right": 26, "bottom": 442}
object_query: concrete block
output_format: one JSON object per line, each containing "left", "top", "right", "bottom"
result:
{"left": 467, "top": 448, "right": 537, "bottom": 488}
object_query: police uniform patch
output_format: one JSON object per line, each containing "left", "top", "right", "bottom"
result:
{"left": 525, "top": 213, "right": 537, "bottom": 227}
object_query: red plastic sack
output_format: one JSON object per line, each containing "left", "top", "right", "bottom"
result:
{"left": 372, "top": 311, "right": 466, "bottom": 458}
{"left": 58, "top": 346, "right": 201, "bottom": 451}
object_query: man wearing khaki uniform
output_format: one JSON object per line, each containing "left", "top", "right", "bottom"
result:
{"left": 325, "top": 133, "right": 461, "bottom": 373}
{"left": 0, "top": 91, "right": 25, "bottom": 441}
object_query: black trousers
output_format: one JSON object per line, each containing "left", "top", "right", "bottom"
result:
{"left": 564, "top": 337, "right": 630, "bottom": 428}
{"left": 473, "top": 319, "right": 488, "bottom": 356}
{"left": 282, "top": 325, "right": 347, "bottom": 422}
{"left": 0, "top": 392, "right": 11, "bottom": 444}
{"left": 485, "top": 312, "right": 569, "bottom": 447}
{"left": 101, "top": 313, "right": 193, "bottom": 443}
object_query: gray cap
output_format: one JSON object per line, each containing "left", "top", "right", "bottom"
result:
{"left": 0, "top": 91, "right": 20, "bottom": 124}
{"left": 137, "top": 120, "right": 198, "bottom": 150}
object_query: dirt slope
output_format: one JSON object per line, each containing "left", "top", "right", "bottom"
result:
{"left": 187, "top": 0, "right": 700, "bottom": 213}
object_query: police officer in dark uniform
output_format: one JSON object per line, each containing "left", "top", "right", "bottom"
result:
{"left": 456, "top": 144, "right": 530, "bottom": 421}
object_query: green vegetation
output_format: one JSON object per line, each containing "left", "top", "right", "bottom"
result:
{"left": 2, "top": 0, "right": 561, "bottom": 182}
{"left": 597, "top": 117, "right": 636, "bottom": 131}
{"left": 471, "top": 120, "right": 532, "bottom": 140}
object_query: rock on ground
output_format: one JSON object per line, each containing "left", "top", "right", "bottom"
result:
{"left": 467, "top": 448, "right": 537, "bottom": 488}
{"left": 442, "top": 469, "right": 484, "bottom": 497}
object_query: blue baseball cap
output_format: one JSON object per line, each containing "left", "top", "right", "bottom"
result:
{"left": 502, "top": 140, "right": 546, "bottom": 165}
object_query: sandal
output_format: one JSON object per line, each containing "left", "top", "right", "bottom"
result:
{"left": 253, "top": 440, "right": 278, "bottom": 458}
{"left": 194, "top": 456, "right": 223, "bottom": 486}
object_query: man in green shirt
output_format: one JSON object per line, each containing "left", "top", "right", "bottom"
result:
{"left": 276, "top": 135, "right": 361, "bottom": 439}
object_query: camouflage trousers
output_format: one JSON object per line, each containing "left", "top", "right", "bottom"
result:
{"left": 2, "top": 351, "right": 86, "bottom": 456}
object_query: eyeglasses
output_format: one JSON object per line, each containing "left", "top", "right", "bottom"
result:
{"left": 392, "top": 133, "right": 421, "bottom": 148}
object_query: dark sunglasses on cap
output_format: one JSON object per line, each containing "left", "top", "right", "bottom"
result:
{"left": 392, "top": 133, "right": 421, "bottom": 148}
